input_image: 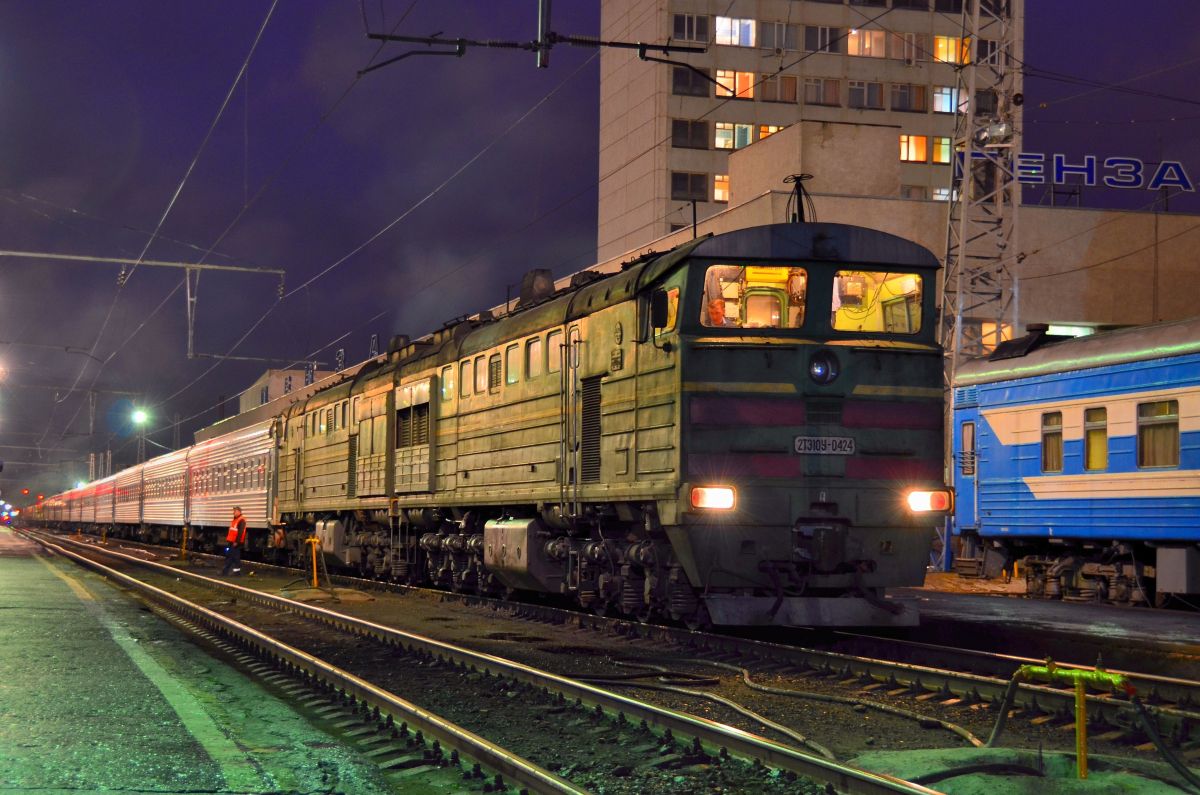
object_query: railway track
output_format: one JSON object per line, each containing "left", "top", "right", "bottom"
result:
{"left": 28, "top": 529, "right": 945, "bottom": 795}
{"left": 41, "top": 529, "right": 1200, "bottom": 750}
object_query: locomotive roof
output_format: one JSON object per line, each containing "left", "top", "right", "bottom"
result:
{"left": 954, "top": 313, "right": 1200, "bottom": 386}
{"left": 685, "top": 223, "right": 941, "bottom": 270}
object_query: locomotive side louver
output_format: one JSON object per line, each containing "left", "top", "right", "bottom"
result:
{"left": 580, "top": 376, "right": 602, "bottom": 483}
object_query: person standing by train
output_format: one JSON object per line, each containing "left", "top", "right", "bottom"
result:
{"left": 222, "top": 506, "right": 247, "bottom": 576}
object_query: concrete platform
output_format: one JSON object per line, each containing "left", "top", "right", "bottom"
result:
{"left": 894, "top": 573, "right": 1200, "bottom": 678}
{"left": 0, "top": 528, "right": 394, "bottom": 793}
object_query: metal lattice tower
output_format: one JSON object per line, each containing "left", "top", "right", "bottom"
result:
{"left": 941, "top": 0, "right": 1024, "bottom": 378}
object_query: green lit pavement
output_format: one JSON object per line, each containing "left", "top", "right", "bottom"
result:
{"left": 0, "top": 528, "right": 395, "bottom": 793}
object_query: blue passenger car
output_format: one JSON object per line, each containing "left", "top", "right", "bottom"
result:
{"left": 951, "top": 318, "right": 1200, "bottom": 605}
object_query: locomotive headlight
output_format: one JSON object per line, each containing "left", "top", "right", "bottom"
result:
{"left": 691, "top": 486, "right": 736, "bottom": 510}
{"left": 808, "top": 350, "right": 840, "bottom": 385}
{"left": 906, "top": 489, "right": 953, "bottom": 513}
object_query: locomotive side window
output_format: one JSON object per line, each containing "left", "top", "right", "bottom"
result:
{"left": 655, "top": 287, "right": 680, "bottom": 335}
{"left": 488, "top": 354, "right": 502, "bottom": 392}
{"left": 1041, "top": 411, "right": 1063, "bottom": 473}
{"left": 505, "top": 344, "right": 520, "bottom": 385}
{"left": 526, "top": 337, "right": 544, "bottom": 379}
{"left": 1084, "top": 407, "right": 1107, "bottom": 471}
{"left": 547, "top": 330, "right": 563, "bottom": 373}
{"left": 475, "top": 355, "right": 488, "bottom": 393}
{"left": 832, "top": 271, "right": 922, "bottom": 333}
{"left": 700, "top": 265, "right": 807, "bottom": 328}
{"left": 460, "top": 361, "right": 471, "bottom": 398}
{"left": 441, "top": 366, "right": 454, "bottom": 402}
{"left": 1137, "top": 400, "right": 1179, "bottom": 468}
{"left": 960, "top": 421, "right": 975, "bottom": 476}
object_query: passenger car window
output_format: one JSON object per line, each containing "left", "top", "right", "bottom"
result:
{"left": 1084, "top": 407, "right": 1107, "bottom": 471}
{"left": 700, "top": 265, "right": 807, "bottom": 328}
{"left": 1041, "top": 412, "right": 1062, "bottom": 473}
{"left": 1138, "top": 400, "right": 1179, "bottom": 468}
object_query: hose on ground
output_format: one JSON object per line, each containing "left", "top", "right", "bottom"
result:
{"left": 1132, "top": 697, "right": 1200, "bottom": 793}
{"left": 985, "top": 676, "right": 1022, "bottom": 747}
{"left": 689, "top": 659, "right": 984, "bottom": 748}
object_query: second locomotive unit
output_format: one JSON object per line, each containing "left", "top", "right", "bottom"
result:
{"left": 36, "top": 222, "right": 952, "bottom": 626}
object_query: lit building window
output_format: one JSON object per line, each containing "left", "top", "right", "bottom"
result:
{"left": 716, "top": 70, "right": 755, "bottom": 99}
{"left": 934, "top": 35, "right": 967, "bottom": 64}
{"left": 714, "top": 122, "right": 754, "bottom": 149}
{"left": 760, "top": 74, "right": 798, "bottom": 103}
{"left": 932, "top": 187, "right": 952, "bottom": 201}
{"left": 672, "top": 13, "right": 709, "bottom": 43}
{"left": 804, "top": 77, "right": 840, "bottom": 106}
{"left": 848, "top": 80, "right": 884, "bottom": 109}
{"left": 890, "top": 83, "right": 927, "bottom": 112}
{"left": 715, "top": 17, "right": 755, "bottom": 47}
{"left": 900, "top": 134, "right": 928, "bottom": 162}
{"left": 933, "top": 86, "right": 959, "bottom": 113}
{"left": 932, "top": 137, "right": 952, "bottom": 164}
{"left": 980, "top": 322, "right": 1012, "bottom": 350}
{"left": 847, "top": 29, "right": 886, "bottom": 57}
{"left": 714, "top": 174, "right": 730, "bottom": 203}
{"left": 804, "top": 25, "right": 842, "bottom": 54}
{"left": 759, "top": 125, "right": 785, "bottom": 140}
{"left": 760, "top": 22, "right": 799, "bottom": 51}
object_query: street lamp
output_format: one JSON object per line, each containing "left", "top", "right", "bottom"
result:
{"left": 132, "top": 408, "right": 150, "bottom": 464}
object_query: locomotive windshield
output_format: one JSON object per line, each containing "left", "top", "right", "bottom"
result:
{"left": 700, "top": 265, "right": 807, "bottom": 328}
{"left": 832, "top": 270, "right": 923, "bottom": 334}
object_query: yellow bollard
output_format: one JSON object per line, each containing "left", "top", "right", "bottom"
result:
{"left": 101, "top": 528, "right": 107, "bottom": 545}
{"left": 304, "top": 536, "right": 321, "bottom": 589}
{"left": 180, "top": 525, "right": 189, "bottom": 562}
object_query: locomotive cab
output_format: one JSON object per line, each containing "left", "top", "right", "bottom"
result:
{"left": 645, "top": 224, "right": 949, "bottom": 626}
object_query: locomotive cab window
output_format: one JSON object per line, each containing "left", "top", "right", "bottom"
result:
{"left": 832, "top": 271, "right": 922, "bottom": 333}
{"left": 700, "top": 265, "right": 807, "bottom": 328}
{"left": 1137, "top": 400, "right": 1179, "bottom": 468}
{"left": 1041, "top": 411, "right": 1063, "bottom": 473}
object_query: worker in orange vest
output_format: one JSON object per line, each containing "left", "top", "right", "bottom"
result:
{"left": 222, "top": 506, "right": 247, "bottom": 576}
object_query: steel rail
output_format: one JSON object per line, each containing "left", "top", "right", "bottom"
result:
{"left": 32, "top": 535, "right": 584, "bottom": 795}
{"left": 34, "top": 531, "right": 944, "bottom": 795}
{"left": 47, "top": 530, "right": 1200, "bottom": 744}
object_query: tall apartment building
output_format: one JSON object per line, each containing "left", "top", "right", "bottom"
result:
{"left": 598, "top": 0, "right": 983, "bottom": 260}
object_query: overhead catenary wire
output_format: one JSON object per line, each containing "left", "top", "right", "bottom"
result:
{"left": 39, "top": 0, "right": 281, "bottom": 449}
{"left": 38, "top": 2, "right": 425, "bottom": 451}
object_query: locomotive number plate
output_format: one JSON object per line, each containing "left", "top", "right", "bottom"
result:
{"left": 793, "top": 436, "right": 855, "bottom": 455}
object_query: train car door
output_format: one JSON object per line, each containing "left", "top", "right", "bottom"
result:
{"left": 557, "top": 325, "right": 584, "bottom": 516}
{"left": 955, "top": 418, "right": 978, "bottom": 529}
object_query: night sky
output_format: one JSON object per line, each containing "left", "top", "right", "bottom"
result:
{"left": 1, "top": 1, "right": 1197, "bottom": 495}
